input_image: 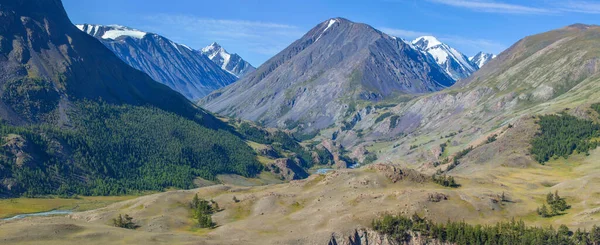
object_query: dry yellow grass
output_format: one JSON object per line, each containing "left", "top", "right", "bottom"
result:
{"left": 0, "top": 196, "right": 136, "bottom": 219}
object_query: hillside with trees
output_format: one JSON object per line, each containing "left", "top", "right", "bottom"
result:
{"left": 530, "top": 114, "right": 600, "bottom": 163}
{"left": 372, "top": 213, "right": 600, "bottom": 245}
{"left": 0, "top": 102, "right": 262, "bottom": 197}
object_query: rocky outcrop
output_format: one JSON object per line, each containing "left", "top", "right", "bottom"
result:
{"left": 259, "top": 145, "right": 280, "bottom": 158}
{"left": 2, "top": 134, "right": 33, "bottom": 167}
{"left": 368, "top": 163, "right": 427, "bottom": 183}
{"left": 350, "top": 145, "right": 369, "bottom": 163}
{"left": 266, "top": 158, "right": 309, "bottom": 181}
{"left": 328, "top": 228, "right": 451, "bottom": 245}
{"left": 320, "top": 139, "right": 349, "bottom": 168}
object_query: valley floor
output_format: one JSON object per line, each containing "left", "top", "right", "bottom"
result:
{"left": 1, "top": 147, "right": 599, "bottom": 244}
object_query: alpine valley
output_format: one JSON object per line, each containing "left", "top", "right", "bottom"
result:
{"left": 2, "top": 1, "right": 600, "bottom": 245}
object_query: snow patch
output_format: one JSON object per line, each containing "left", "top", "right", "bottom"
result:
{"left": 181, "top": 44, "right": 192, "bottom": 51}
{"left": 315, "top": 18, "right": 338, "bottom": 42}
{"left": 101, "top": 25, "right": 147, "bottom": 40}
{"left": 413, "top": 36, "right": 442, "bottom": 49}
{"left": 169, "top": 40, "right": 182, "bottom": 54}
{"left": 323, "top": 19, "right": 337, "bottom": 33}
{"left": 428, "top": 47, "right": 449, "bottom": 64}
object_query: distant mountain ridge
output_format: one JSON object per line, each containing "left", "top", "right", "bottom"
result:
{"left": 412, "top": 36, "right": 478, "bottom": 81}
{"left": 201, "top": 42, "right": 256, "bottom": 78}
{"left": 200, "top": 18, "right": 454, "bottom": 132}
{"left": 77, "top": 24, "right": 238, "bottom": 101}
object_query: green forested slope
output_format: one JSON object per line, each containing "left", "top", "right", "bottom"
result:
{"left": 0, "top": 102, "right": 262, "bottom": 197}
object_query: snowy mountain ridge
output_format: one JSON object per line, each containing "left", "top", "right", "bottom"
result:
{"left": 412, "top": 36, "right": 477, "bottom": 81}
{"left": 76, "top": 24, "right": 148, "bottom": 40}
{"left": 201, "top": 42, "right": 256, "bottom": 78}
{"left": 469, "top": 52, "right": 497, "bottom": 68}
{"left": 77, "top": 23, "right": 238, "bottom": 100}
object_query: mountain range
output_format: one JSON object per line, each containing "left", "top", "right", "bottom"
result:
{"left": 200, "top": 18, "right": 455, "bottom": 132}
{"left": 76, "top": 24, "right": 240, "bottom": 101}
{"left": 330, "top": 23, "right": 600, "bottom": 169}
{"left": 4, "top": 1, "right": 600, "bottom": 244}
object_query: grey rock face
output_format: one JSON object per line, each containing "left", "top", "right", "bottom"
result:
{"left": 469, "top": 51, "right": 496, "bottom": 69}
{"left": 200, "top": 18, "right": 453, "bottom": 132}
{"left": 201, "top": 42, "right": 256, "bottom": 78}
{"left": 412, "top": 36, "right": 478, "bottom": 81}
{"left": 77, "top": 24, "right": 237, "bottom": 101}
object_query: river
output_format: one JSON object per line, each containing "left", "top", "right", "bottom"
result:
{"left": 2, "top": 210, "right": 73, "bottom": 221}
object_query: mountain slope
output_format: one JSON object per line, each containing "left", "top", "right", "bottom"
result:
{"left": 412, "top": 36, "right": 478, "bottom": 81}
{"left": 469, "top": 51, "right": 496, "bottom": 68}
{"left": 329, "top": 23, "right": 600, "bottom": 170}
{"left": 0, "top": 0, "right": 263, "bottom": 197}
{"left": 200, "top": 18, "right": 453, "bottom": 132}
{"left": 201, "top": 42, "right": 256, "bottom": 78}
{"left": 77, "top": 24, "right": 237, "bottom": 101}
{"left": 0, "top": 0, "right": 214, "bottom": 125}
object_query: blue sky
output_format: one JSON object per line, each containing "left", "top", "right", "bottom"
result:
{"left": 63, "top": 0, "right": 600, "bottom": 66}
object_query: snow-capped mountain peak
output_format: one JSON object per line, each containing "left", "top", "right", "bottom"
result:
{"left": 201, "top": 42, "right": 222, "bottom": 55}
{"left": 412, "top": 35, "right": 477, "bottom": 81}
{"left": 202, "top": 42, "right": 231, "bottom": 65}
{"left": 76, "top": 24, "right": 147, "bottom": 40}
{"left": 469, "top": 52, "right": 496, "bottom": 69}
{"left": 201, "top": 42, "right": 255, "bottom": 78}
{"left": 413, "top": 36, "right": 443, "bottom": 49}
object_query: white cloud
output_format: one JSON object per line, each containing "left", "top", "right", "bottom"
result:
{"left": 439, "top": 35, "right": 506, "bottom": 54}
{"left": 557, "top": 1, "right": 600, "bottom": 14}
{"left": 379, "top": 26, "right": 506, "bottom": 55}
{"left": 427, "top": 0, "right": 554, "bottom": 14}
{"left": 141, "top": 14, "right": 305, "bottom": 65}
{"left": 379, "top": 27, "right": 431, "bottom": 39}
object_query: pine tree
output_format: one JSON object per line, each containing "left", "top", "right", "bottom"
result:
{"left": 538, "top": 204, "right": 550, "bottom": 217}
{"left": 211, "top": 200, "right": 220, "bottom": 212}
{"left": 591, "top": 225, "right": 600, "bottom": 245}
{"left": 112, "top": 214, "right": 136, "bottom": 229}
{"left": 191, "top": 193, "right": 200, "bottom": 209}
{"left": 547, "top": 192, "right": 555, "bottom": 205}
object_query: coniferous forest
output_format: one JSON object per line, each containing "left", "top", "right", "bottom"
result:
{"left": 530, "top": 114, "right": 600, "bottom": 163}
{"left": 0, "top": 101, "right": 262, "bottom": 197}
{"left": 373, "top": 213, "right": 600, "bottom": 245}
